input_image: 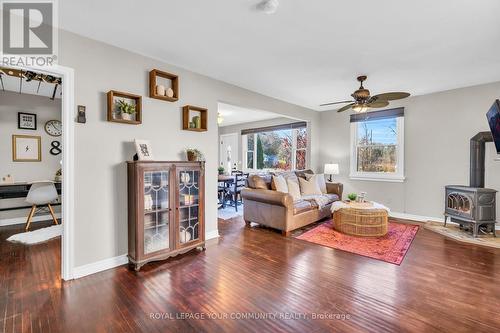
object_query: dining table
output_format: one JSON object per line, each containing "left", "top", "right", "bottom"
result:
{"left": 217, "top": 175, "right": 236, "bottom": 209}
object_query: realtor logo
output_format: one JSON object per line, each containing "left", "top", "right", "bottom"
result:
{"left": 1, "top": 0, "right": 57, "bottom": 66}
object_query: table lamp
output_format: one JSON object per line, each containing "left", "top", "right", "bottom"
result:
{"left": 324, "top": 163, "right": 339, "bottom": 182}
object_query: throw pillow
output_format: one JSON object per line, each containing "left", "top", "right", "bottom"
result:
{"left": 299, "top": 177, "right": 322, "bottom": 196}
{"left": 272, "top": 175, "right": 288, "bottom": 193}
{"left": 287, "top": 178, "right": 302, "bottom": 201}
{"left": 248, "top": 175, "right": 268, "bottom": 190}
{"left": 305, "top": 173, "right": 327, "bottom": 194}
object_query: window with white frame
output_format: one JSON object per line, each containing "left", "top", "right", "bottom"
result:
{"left": 242, "top": 122, "right": 308, "bottom": 171}
{"left": 350, "top": 108, "right": 405, "bottom": 182}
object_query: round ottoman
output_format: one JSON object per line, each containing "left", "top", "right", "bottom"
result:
{"left": 332, "top": 201, "right": 388, "bottom": 237}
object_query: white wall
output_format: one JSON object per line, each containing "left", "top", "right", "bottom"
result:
{"left": 0, "top": 91, "right": 62, "bottom": 220}
{"left": 218, "top": 116, "right": 306, "bottom": 167}
{"left": 58, "top": 30, "right": 319, "bottom": 267}
{"left": 319, "top": 81, "right": 500, "bottom": 219}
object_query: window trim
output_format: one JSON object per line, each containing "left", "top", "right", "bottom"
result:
{"left": 242, "top": 127, "right": 308, "bottom": 172}
{"left": 349, "top": 116, "right": 405, "bottom": 182}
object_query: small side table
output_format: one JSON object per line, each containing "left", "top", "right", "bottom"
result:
{"left": 333, "top": 201, "right": 389, "bottom": 237}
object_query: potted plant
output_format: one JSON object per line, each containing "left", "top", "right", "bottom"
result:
{"left": 347, "top": 193, "right": 357, "bottom": 201}
{"left": 116, "top": 99, "right": 136, "bottom": 121}
{"left": 54, "top": 168, "right": 62, "bottom": 182}
{"left": 218, "top": 166, "right": 225, "bottom": 175}
{"left": 186, "top": 148, "right": 204, "bottom": 161}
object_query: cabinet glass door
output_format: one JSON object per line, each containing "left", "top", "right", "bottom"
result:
{"left": 178, "top": 169, "right": 200, "bottom": 244}
{"left": 143, "top": 170, "right": 170, "bottom": 254}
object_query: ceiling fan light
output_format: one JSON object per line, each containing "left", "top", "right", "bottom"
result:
{"left": 352, "top": 104, "right": 369, "bottom": 113}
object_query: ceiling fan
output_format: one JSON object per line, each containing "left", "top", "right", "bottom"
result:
{"left": 320, "top": 76, "right": 410, "bottom": 113}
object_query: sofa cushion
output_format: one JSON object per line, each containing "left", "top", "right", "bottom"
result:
{"left": 287, "top": 178, "right": 302, "bottom": 201}
{"left": 293, "top": 200, "right": 314, "bottom": 215}
{"left": 305, "top": 173, "right": 327, "bottom": 194}
{"left": 295, "top": 169, "right": 314, "bottom": 179}
{"left": 272, "top": 175, "right": 288, "bottom": 193}
{"left": 271, "top": 171, "right": 299, "bottom": 190}
{"left": 299, "top": 177, "right": 322, "bottom": 196}
{"left": 324, "top": 193, "right": 340, "bottom": 204}
{"left": 248, "top": 175, "right": 270, "bottom": 190}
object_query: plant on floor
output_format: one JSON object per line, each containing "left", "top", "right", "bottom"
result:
{"left": 347, "top": 193, "right": 357, "bottom": 201}
{"left": 116, "top": 99, "right": 136, "bottom": 120}
{"left": 218, "top": 166, "right": 225, "bottom": 175}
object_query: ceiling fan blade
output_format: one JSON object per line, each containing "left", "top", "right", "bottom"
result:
{"left": 320, "top": 100, "right": 354, "bottom": 107}
{"left": 371, "top": 92, "right": 410, "bottom": 101}
{"left": 337, "top": 103, "right": 355, "bottom": 113}
{"left": 366, "top": 100, "right": 390, "bottom": 108}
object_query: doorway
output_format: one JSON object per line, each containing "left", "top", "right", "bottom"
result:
{"left": 0, "top": 65, "right": 74, "bottom": 280}
{"left": 219, "top": 133, "right": 239, "bottom": 173}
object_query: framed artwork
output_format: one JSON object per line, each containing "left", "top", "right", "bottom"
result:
{"left": 12, "top": 135, "right": 42, "bottom": 162}
{"left": 134, "top": 139, "right": 154, "bottom": 161}
{"left": 18, "top": 112, "right": 37, "bottom": 130}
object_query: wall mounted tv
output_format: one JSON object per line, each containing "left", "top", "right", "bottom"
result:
{"left": 486, "top": 99, "right": 500, "bottom": 154}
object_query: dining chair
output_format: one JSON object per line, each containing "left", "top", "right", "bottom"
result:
{"left": 229, "top": 171, "right": 248, "bottom": 212}
{"left": 25, "top": 181, "right": 60, "bottom": 231}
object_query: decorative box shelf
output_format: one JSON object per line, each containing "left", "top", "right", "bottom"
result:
{"left": 149, "top": 69, "right": 179, "bottom": 102}
{"left": 127, "top": 161, "right": 205, "bottom": 271}
{"left": 107, "top": 90, "right": 142, "bottom": 125}
{"left": 183, "top": 105, "right": 207, "bottom": 132}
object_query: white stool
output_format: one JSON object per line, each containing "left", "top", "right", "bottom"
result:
{"left": 25, "top": 181, "right": 59, "bottom": 231}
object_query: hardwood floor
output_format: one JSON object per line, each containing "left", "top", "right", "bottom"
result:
{"left": 1, "top": 217, "right": 500, "bottom": 332}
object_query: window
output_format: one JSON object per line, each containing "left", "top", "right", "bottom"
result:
{"left": 350, "top": 109, "right": 404, "bottom": 182}
{"left": 242, "top": 122, "right": 308, "bottom": 171}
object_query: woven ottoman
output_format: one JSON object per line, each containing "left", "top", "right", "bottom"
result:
{"left": 332, "top": 201, "right": 388, "bottom": 237}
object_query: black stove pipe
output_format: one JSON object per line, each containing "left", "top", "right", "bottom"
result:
{"left": 470, "top": 131, "right": 493, "bottom": 188}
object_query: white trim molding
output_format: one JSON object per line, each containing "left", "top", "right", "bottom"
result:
{"left": 6, "top": 64, "right": 76, "bottom": 281}
{"left": 350, "top": 116, "right": 405, "bottom": 182}
{"left": 206, "top": 229, "right": 220, "bottom": 240}
{"left": 73, "top": 255, "right": 128, "bottom": 279}
{"left": 390, "top": 211, "right": 500, "bottom": 230}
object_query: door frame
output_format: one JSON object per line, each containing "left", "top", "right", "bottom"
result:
{"left": 6, "top": 64, "right": 75, "bottom": 281}
{"left": 219, "top": 132, "right": 239, "bottom": 171}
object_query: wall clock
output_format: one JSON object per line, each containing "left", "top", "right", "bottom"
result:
{"left": 44, "top": 120, "right": 62, "bottom": 137}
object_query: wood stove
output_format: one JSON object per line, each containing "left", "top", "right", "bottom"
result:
{"left": 444, "top": 132, "right": 497, "bottom": 237}
{"left": 444, "top": 186, "right": 496, "bottom": 237}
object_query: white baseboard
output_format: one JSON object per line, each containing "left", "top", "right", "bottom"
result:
{"left": 72, "top": 231, "right": 219, "bottom": 280}
{"left": 0, "top": 213, "right": 61, "bottom": 227}
{"left": 390, "top": 211, "right": 500, "bottom": 230}
{"left": 72, "top": 254, "right": 128, "bottom": 279}
{"left": 206, "top": 229, "right": 220, "bottom": 240}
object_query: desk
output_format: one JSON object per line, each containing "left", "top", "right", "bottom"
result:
{"left": 0, "top": 182, "right": 62, "bottom": 211}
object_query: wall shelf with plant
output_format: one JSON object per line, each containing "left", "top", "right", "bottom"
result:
{"left": 182, "top": 105, "right": 207, "bottom": 132}
{"left": 107, "top": 90, "right": 142, "bottom": 124}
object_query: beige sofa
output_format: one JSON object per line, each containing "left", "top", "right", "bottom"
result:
{"left": 241, "top": 170, "right": 343, "bottom": 236}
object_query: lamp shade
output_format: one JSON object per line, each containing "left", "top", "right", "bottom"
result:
{"left": 324, "top": 163, "right": 339, "bottom": 175}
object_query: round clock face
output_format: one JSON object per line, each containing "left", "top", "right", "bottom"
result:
{"left": 45, "top": 120, "right": 62, "bottom": 137}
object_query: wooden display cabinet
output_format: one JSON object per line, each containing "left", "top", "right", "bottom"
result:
{"left": 127, "top": 161, "right": 205, "bottom": 271}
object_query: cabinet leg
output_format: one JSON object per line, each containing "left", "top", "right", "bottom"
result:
{"left": 282, "top": 230, "right": 291, "bottom": 237}
{"left": 244, "top": 220, "right": 251, "bottom": 227}
{"left": 443, "top": 215, "right": 447, "bottom": 227}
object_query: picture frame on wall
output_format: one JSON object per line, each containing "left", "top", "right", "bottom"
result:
{"left": 134, "top": 139, "right": 154, "bottom": 161}
{"left": 12, "top": 135, "right": 42, "bottom": 162}
{"left": 18, "top": 112, "right": 37, "bottom": 130}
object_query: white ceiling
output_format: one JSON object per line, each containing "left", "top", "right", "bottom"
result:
{"left": 1, "top": 73, "right": 62, "bottom": 99}
{"left": 60, "top": 0, "right": 500, "bottom": 111}
{"left": 218, "top": 102, "right": 283, "bottom": 127}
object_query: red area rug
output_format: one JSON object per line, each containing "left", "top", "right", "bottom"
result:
{"left": 295, "top": 220, "right": 419, "bottom": 265}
